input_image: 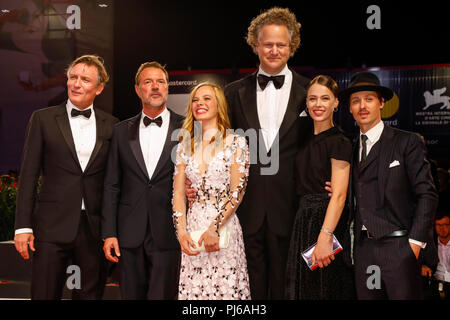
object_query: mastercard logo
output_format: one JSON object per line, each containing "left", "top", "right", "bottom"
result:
{"left": 381, "top": 92, "right": 399, "bottom": 119}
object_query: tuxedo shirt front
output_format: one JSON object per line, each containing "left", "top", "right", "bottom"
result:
{"left": 139, "top": 108, "right": 170, "bottom": 179}
{"left": 256, "top": 65, "right": 292, "bottom": 152}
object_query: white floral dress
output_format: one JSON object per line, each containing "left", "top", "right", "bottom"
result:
{"left": 172, "top": 134, "right": 251, "bottom": 300}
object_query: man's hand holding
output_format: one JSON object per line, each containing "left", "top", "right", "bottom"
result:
{"left": 185, "top": 179, "right": 197, "bottom": 207}
{"left": 409, "top": 242, "right": 421, "bottom": 260}
{"left": 103, "top": 237, "right": 121, "bottom": 263}
{"left": 14, "top": 233, "right": 35, "bottom": 260}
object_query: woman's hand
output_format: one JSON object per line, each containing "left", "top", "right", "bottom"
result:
{"left": 198, "top": 226, "right": 220, "bottom": 253}
{"left": 312, "top": 231, "right": 335, "bottom": 269}
{"left": 177, "top": 230, "right": 200, "bottom": 256}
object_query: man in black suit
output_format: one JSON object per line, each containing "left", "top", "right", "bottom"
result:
{"left": 340, "top": 72, "right": 438, "bottom": 299}
{"left": 14, "top": 55, "right": 118, "bottom": 299}
{"left": 223, "top": 7, "right": 312, "bottom": 299}
{"left": 102, "top": 62, "right": 183, "bottom": 299}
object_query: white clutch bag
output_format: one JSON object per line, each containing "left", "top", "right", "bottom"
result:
{"left": 189, "top": 226, "right": 230, "bottom": 252}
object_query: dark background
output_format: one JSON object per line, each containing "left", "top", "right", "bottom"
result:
{"left": 113, "top": 1, "right": 450, "bottom": 118}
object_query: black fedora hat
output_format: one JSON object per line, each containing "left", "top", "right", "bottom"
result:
{"left": 339, "top": 72, "right": 394, "bottom": 104}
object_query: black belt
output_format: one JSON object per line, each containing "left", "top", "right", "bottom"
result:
{"left": 362, "top": 229, "right": 408, "bottom": 239}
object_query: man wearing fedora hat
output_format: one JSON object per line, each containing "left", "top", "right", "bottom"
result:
{"left": 340, "top": 72, "right": 438, "bottom": 299}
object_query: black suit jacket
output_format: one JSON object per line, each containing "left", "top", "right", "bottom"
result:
{"left": 420, "top": 234, "right": 439, "bottom": 273}
{"left": 224, "top": 70, "right": 312, "bottom": 236}
{"left": 101, "top": 109, "right": 184, "bottom": 249}
{"left": 348, "top": 125, "right": 438, "bottom": 242}
{"left": 15, "top": 102, "right": 119, "bottom": 243}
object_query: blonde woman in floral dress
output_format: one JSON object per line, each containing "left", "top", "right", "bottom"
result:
{"left": 172, "top": 82, "right": 251, "bottom": 299}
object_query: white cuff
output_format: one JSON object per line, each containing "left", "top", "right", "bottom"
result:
{"left": 409, "top": 238, "right": 426, "bottom": 249}
{"left": 15, "top": 228, "right": 33, "bottom": 235}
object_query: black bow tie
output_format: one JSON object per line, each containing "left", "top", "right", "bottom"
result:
{"left": 257, "top": 74, "right": 285, "bottom": 90}
{"left": 71, "top": 108, "right": 91, "bottom": 119}
{"left": 143, "top": 116, "right": 163, "bottom": 127}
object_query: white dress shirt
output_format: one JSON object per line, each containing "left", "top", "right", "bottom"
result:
{"left": 15, "top": 100, "right": 97, "bottom": 235}
{"left": 358, "top": 120, "right": 384, "bottom": 162}
{"left": 139, "top": 108, "right": 170, "bottom": 179}
{"left": 256, "top": 65, "right": 292, "bottom": 151}
{"left": 435, "top": 239, "right": 450, "bottom": 282}
{"left": 359, "top": 120, "right": 425, "bottom": 248}
{"left": 68, "top": 100, "right": 97, "bottom": 211}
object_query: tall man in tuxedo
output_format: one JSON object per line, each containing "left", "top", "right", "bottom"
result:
{"left": 102, "top": 62, "right": 183, "bottom": 299}
{"left": 14, "top": 55, "right": 118, "bottom": 299}
{"left": 223, "top": 7, "right": 312, "bottom": 299}
{"left": 340, "top": 72, "right": 438, "bottom": 299}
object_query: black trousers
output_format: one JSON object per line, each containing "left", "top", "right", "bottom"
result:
{"left": 119, "top": 223, "right": 180, "bottom": 300}
{"left": 422, "top": 277, "right": 450, "bottom": 300}
{"left": 354, "top": 235, "right": 422, "bottom": 300}
{"left": 31, "top": 213, "right": 107, "bottom": 300}
{"left": 243, "top": 215, "right": 290, "bottom": 300}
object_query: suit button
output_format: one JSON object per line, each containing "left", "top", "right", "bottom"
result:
{"left": 148, "top": 183, "right": 152, "bottom": 189}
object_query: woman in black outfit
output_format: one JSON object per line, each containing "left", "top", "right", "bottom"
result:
{"left": 285, "top": 75, "right": 355, "bottom": 299}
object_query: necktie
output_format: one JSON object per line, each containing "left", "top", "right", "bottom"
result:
{"left": 257, "top": 74, "right": 285, "bottom": 90}
{"left": 143, "top": 116, "right": 163, "bottom": 127}
{"left": 360, "top": 134, "right": 368, "bottom": 162}
{"left": 71, "top": 108, "right": 91, "bottom": 119}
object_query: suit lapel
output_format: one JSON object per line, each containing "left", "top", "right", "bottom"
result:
{"left": 84, "top": 109, "right": 105, "bottom": 172}
{"left": 238, "top": 72, "right": 261, "bottom": 131}
{"left": 128, "top": 114, "right": 150, "bottom": 180}
{"left": 348, "top": 138, "right": 359, "bottom": 215}
{"left": 238, "top": 71, "right": 306, "bottom": 153}
{"left": 55, "top": 103, "right": 82, "bottom": 171}
{"left": 278, "top": 71, "right": 306, "bottom": 142}
{"left": 377, "top": 125, "right": 395, "bottom": 207}
{"left": 150, "top": 110, "right": 178, "bottom": 181}
{"left": 358, "top": 144, "right": 379, "bottom": 172}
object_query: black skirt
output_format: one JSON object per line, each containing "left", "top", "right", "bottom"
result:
{"left": 285, "top": 193, "right": 355, "bottom": 300}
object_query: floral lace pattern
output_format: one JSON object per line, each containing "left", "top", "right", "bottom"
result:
{"left": 172, "top": 134, "right": 251, "bottom": 300}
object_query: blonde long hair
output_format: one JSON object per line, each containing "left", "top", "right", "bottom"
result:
{"left": 180, "top": 82, "right": 231, "bottom": 155}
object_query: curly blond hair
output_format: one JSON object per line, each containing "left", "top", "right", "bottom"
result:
{"left": 246, "top": 7, "right": 301, "bottom": 57}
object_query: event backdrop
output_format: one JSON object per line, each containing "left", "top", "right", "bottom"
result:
{"left": 167, "top": 65, "right": 450, "bottom": 161}
{"left": 0, "top": 0, "right": 114, "bottom": 173}
{"left": 1, "top": 1, "right": 449, "bottom": 173}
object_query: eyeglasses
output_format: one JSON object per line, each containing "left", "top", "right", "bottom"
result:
{"left": 435, "top": 223, "right": 450, "bottom": 227}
